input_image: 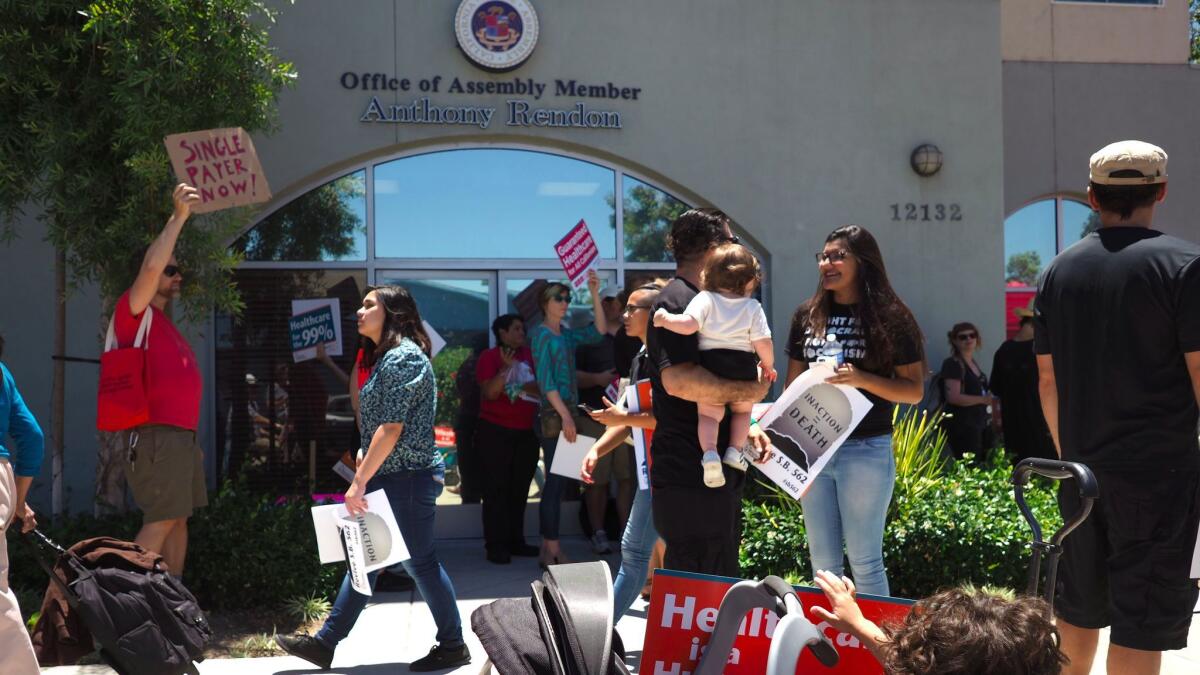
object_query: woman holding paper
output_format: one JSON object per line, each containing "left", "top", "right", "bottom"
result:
{"left": 530, "top": 269, "right": 608, "bottom": 568}
{"left": 751, "top": 225, "right": 925, "bottom": 597}
{"left": 276, "top": 286, "right": 469, "bottom": 672}
{"left": 580, "top": 280, "right": 666, "bottom": 621}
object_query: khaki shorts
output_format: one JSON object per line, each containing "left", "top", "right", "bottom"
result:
{"left": 590, "top": 442, "right": 635, "bottom": 485}
{"left": 124, "top": 425, "right": 208, "bottom": 523}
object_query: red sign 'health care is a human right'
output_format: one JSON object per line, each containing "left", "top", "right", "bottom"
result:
{"left": 555, "top": 219, "right": 600, "bottom": 288}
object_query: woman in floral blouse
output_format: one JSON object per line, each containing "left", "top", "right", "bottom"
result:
{"left": 531, "top": 269, "right": 608, "bottom": 567}
{"left": 276, "top": 286, "right": 470, "bottom": 672}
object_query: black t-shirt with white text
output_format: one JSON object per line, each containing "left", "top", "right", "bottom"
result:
{"left": 786, "top": 302, "right": 923, "bottom": 438}
{"left": 645, "top": 277, "right": 738, "bottom": 490}
{"left": 1034, "top": 227, "right": 1200, "bottom": 471}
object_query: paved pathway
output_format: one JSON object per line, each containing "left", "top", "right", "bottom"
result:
{"left": 40, "top": 537, "right": 1200, "bottom": 674}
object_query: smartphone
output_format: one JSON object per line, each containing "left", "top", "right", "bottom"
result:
{"left": 576, "top": 403, "right": 596, "bottom": 414}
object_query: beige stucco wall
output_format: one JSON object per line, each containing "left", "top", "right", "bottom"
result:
{"left": 1002, "top": 0, "right": 1190, "bottom": 63}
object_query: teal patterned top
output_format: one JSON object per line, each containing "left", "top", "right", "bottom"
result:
{"left": 359, "top": 338, "right": 441, "bottom": 474}
{"left": 530, "top": 322, "right": 602, "bottom": 414}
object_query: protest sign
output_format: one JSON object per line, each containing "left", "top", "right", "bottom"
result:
{"left": 337, "top": 515, "right": 371, "bottom": 595}
{"left": 164, "top": 127, "right": 271, "bottom": 213}
{"left": 548, "top": 431, "right": 598, "bottom": 479}
{"left": 626, "top": 378, "right": 654, "bottom": 490}
{"left": 423, "top": 320, "right": 446, "bottom": 358}
{"left": 311, "top": 489, "right": 409, "bottom": 597}
{"left": 291, "top": 298, "right": 343, "bottom": 363}
{"left": 641, "top": 569, "right": 912, "bottom": 675}
{"left": 753, "top": 364, "right": 872, "bottom": 499}
{"left": 554, "top": 219, "right": 600, "bottom": 288}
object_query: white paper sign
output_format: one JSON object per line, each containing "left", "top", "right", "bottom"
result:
{"left": 626, "top": 379, "right": 652, "bottom": 490}
{"left": 291, "top": 298, "right": 343, "bottom": 363}
{"left": 423, "top": 320, "right": 446, "bottom": 358}
{"left": 338, "top": 515, "right": 372, "bottom": 595}
{"left": 1190, "top": 519, "right": 1200, "bottom": 578}
{"left": 549, "top": 431, "right": 598, "bottom": 480}
{"left": 752, "top": 364, "right": 873, "bottom": 499}
{"left": 311, "top": 489, "right": 410, "bottom": 589}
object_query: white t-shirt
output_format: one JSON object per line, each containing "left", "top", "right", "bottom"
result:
{"left": 682, "top": 291, "right": 771, "bottom": 352}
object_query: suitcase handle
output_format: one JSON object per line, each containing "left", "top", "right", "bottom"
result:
{"left": 1011, "top": 458, "right": 1098, "bottom": 604}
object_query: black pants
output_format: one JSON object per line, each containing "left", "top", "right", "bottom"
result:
{"left": 478, "top": 420, "right": 540, "bottom": 554}
{"left": 652, "top": 473, "right": 745, "bottom": 577}
{"left": 455, "top": 417, "right": 482, "bottom": 503}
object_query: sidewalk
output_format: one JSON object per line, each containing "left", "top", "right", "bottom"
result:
{"left": 41, "top": 537, "right": 1200, "bottom": 674}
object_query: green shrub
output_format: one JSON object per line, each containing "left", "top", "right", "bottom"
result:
{"left": 6, "top": 480, "right": 343, "bottom": 612}
{"left": 431, "top": 345, "right": 471, "bottom": 427}
{"left": 739, "top": 438, "right": 1062, "bottom": 599}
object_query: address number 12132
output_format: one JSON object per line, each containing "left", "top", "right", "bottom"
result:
{"left": 890, "top": 203, "right": 962, "bottom": 222}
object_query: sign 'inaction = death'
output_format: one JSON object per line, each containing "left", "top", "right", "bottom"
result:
{"left": 754, "top": 365, "right": 873, "bottom": 499}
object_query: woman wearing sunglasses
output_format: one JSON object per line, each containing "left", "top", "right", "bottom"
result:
{"left": 530, "top": 269, "right": 608, "bottom": 567}
{"left": 753, "top": 225, "right": 925, "bottom": 597}
{"left": 940, "top": 322, "right": 996, "bottom": 460}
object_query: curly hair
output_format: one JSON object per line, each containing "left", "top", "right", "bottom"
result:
{"left": 883, "top": 587, "right": 1066, "bottom": 675}
{"left": 666, "top": 208, "right": 731, "bottom": 263}
{"left": 701, "top": 243, "right": 761, "bottom": 295}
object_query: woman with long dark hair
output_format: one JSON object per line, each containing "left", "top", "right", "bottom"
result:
{"left": 940, "top": 321, "right": 995, "bottom": 460}
{"left": 758, "top": 225, "right": 925, "bottom": 596}
{"left": 276, "top": 286, "right": 470, "bottom": 672}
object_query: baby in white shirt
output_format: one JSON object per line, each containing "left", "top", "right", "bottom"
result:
{"left": 654, "top": 243, "right": 776, "bottom": 488}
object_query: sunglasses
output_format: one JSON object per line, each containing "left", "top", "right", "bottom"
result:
{"left": 551, "top": 293, "right": 571, "bottom": 303}
{"left": 723, "top": 234, "right": 741, "bottom": 245}
{"left": 956, "top": 332, "right": 977, "bottom": 341}
{"left": 163, "top": 265, "right": 182, "bottom": 278}
{"left": 623, "top": 303, "right": 653, "bottom": 313}
{"left": 815, "top": 250, "right": 850, "bottom": 264}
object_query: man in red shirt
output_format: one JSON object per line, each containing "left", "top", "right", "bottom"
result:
{"left": 113, "top": 183, "right": 204, "bottom": 576}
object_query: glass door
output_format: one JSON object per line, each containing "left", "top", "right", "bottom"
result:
{"left": 375, "top": 271, "right": 494, "bottom": 505}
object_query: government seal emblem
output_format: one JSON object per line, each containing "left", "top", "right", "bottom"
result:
{"left": 455, "top": 0, "right": 539, "bottom": 72}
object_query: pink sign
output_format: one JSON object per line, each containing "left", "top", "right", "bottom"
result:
{"left": 164, "top": 127, "right": 271, "bottom": 214}
{"left": 554, "top": 219, "right": 600, "bottom": 288}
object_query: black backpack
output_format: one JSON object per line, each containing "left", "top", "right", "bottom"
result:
{"left": 27, "top": 531, "right": 211, "bottom": 675}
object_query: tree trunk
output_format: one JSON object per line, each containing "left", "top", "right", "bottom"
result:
{"left": 51, "top": 249, "right": 66, "bottom": 517}
{"left": 94, "top": 301, "right": 127, "bottom": 516}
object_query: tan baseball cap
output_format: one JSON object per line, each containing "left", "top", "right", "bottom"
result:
{"left": 1089, "top": 140, "right": 1168, "bottom": 185}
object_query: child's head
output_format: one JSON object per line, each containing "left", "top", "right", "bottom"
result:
{"left": 700, "top": 243, "right": 761, "bottom": 296}
{"left": 883, "top": 587, "right": 1065, "bottom": 675}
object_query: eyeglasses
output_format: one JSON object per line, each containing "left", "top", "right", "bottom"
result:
{"left": 956, "top": 332, "right": 977, "bottom": 341}
{"left": 815, "top": 250, "right": 850, "bottom": 264}
{"left": 623, "top": 304, "right": 653, "bottom": 313}
{"left": 722, "top": 234, "right": 741, "bottom": 245}
{"left": 163, "top": 265, "right": 182, "bottom": 278}
{"left": 551, "top": 294, "right": 571, "bottom": 303}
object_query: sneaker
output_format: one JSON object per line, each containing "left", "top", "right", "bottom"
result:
{"left": 722, "top": 446, "right": 748, "bottom": 472}
{"left": 410, "top": 643, "right": 471, "bottom": 672}
{"left": 275, "top": 633, "right": 334, "bottom": 670}
{"left": 702, "top": 450, "right": 726, "bottom": 488}
{"left": 591, "top": 529, "right": 612, "bottom": 554}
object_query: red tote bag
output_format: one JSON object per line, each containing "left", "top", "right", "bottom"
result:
{"left": 96, "top": 307, "right": 153, "bottom": 431}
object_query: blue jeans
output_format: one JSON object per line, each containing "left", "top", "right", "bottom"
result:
{"left": 800, "top": 434, "right": 895, "bottom": 596}
{"left": 317, "top": 468, "right": 464, "bottom": 649}
{"left": 613, "top": 486, "right": 658, "bottom": 621}
{"left": 539, "top": 431, "right": 567, "bottom": 540}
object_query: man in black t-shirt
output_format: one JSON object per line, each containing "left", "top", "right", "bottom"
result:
{"left": 1034, "top": 140, "right": 1200, "bottom": 674}
{"left": 645, "top": 208, "right": 772, "bottom": 576}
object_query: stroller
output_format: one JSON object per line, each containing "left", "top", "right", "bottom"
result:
{"left": 472, "top": 457, "right": 1098, "bottom": 674}
{"left": 21, "top": 529, "right": 211, "bottom": 675}
{"left": 471, "top": 562, "right": 836, "bottom": 674}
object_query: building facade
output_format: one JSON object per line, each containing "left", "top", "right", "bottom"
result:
{"left": 2, "top": 0, "right": 1196, "bottom": 515}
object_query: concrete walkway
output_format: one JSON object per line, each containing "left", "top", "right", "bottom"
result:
{"left": 41, "top": 537, "right": 1200, "bottom": 674}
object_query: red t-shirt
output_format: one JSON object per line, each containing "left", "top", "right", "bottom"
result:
{"left": 113, "top": 291, "right": 202, "bottom": 431}
{"left": 355, "top": 349, "right": 373, "bottom": 390}
{"left": 476, "top": 346, "right": 538, "bottom": 430}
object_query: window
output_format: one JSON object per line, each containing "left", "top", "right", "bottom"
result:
{"left": 623, "top": 177, "right": 688, "bottom": 263}
{"left": 236, "top": 171, "right": 366, "bottom": 261}
{"left": 374, "top": 149, "right": 617, "bottom": 259}
{"left": 1003, "top": 195, "right": 1096, "bottom": 335}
